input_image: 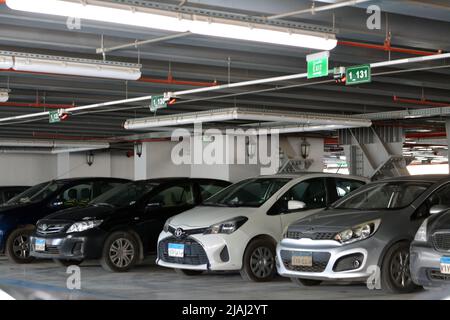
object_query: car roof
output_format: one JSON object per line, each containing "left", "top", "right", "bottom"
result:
{"left": 51, "top": 177, "right": 130, "bottom": 184}
{"left": 252, "top": 173, "right": 367, "bottom": 181}
{"left": 133, "top": 177, "right": 230, "bottom": 183}
{"left": 375, "top": 175, "right": 450, "bottom": 183}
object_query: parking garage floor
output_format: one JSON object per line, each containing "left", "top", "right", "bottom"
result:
{"left": 0, "top": 257, "right": 448, "bottom": 300}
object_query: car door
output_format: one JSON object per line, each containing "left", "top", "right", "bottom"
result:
{"left": 269, "top": 178, "right": 328, "bottom": 236}
{"left": 134, "top": 182, "right": 197, "bottom": 253}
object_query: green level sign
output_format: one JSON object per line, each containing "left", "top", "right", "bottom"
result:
{"left": 346, "top": 64, "right": 371, "bottom": 85}
{"left": 307, "top": 51, "right": 330, "bottom": 79}
{"left": 49, "top": 110, "right": 60, "bottom": 123}
{"left": 150, "top": 95, "right": 167, "bottom": 112}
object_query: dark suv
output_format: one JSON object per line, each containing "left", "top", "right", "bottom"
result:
{"left": 30, "top": 178, "right": 230, "bottom": 272}
{"left": 0, "top": 177, "right": 129, "bottom": 263}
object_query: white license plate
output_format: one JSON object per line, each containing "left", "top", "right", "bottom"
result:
{"left": 168, "top": 243, "right": 185, "bottom": 258}
{"left": 292, "top": 252, "right": 313, "bottom": 267}
{"left": 440, "top": 257, "right": 450, "bottom": 274}
{"left": 35, "top": 238, "right": 46, "bottom": 252}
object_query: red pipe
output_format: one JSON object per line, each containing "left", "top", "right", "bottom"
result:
{"left": 338, "top": 40, "right": 441, "bottom": 56}
{"left": 0, "top": 102, "right": 76, "bottom": 109}
{"left": 393, "top": 96, "right": 450, "bottom": 108}
{"left": 406, "top": 132, "right": 447, "bottom": 139}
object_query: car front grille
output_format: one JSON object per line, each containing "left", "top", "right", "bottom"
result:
{"left": 286, "top": 231, "right": 336, "bottom": 241}
{"left": 31, "top": 243, "right": 60, "bottom": 255}
{"left": 280, "top": 250, "right": 331, "bottom": 273}
{"left": 432, "top": 231, "right": 450, "bottom": 251}
{"left": 167, "top": 226, "right": 208, "bottom": 237}
{"left": 36, "top": 222, "right": 70, "bottom": 235}
{"left": 158, "top": 237, "right": 209, "bottom": 266}
{"left": 428, "top": 269, "right": 450, "bottom": 282}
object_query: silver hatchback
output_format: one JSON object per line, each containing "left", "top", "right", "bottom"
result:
{"left": 277, "top": 175, "right": 450, "bottom": 293}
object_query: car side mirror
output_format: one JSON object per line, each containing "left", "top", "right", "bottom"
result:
{"left": 429, "top": 205, "right": 450, "bottom": 215}
{"left": 288, "top": 200, "right": 306, "bottom": 211}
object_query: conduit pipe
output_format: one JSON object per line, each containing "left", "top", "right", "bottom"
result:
{"left": 267, "top": 0, "right": 372, "bottom": 20}
{"left": 393, "top": 96, "right": 450, "bottom": 107}
{"left": 338, "top": 40, "right": 440, "bottom": 56}
{"left": 0, "top": 102, "right": 76, "bottom": 109}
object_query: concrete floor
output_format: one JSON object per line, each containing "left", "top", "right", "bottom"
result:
{"left": 0, "top": 256, "right": 448, "bottom": 300}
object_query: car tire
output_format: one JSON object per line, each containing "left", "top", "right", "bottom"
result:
{"left": 381, "top": 241, "right": 419, "bottom": 294}
{"left": 5, "top": 227, "right": 35, "bottom": 264}
{"left": 240, "top": 238, "right": 276, "bottom": 282}
{"left": 100, "top": 231, "right": 139, "bottom": 273}
{"left": 174, "top": 268, "right": 204, "bottom": 276}
{"left": 290, "top": 277, "right": 323, "bottom": 287}
{"left": 53, "top": 259, "right": 84, "bottom": 267}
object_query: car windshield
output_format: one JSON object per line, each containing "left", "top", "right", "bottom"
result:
{"left": 333, "top": 181, "right": 432, "bottom": 210}
{"left": 5, "top": 181, "right": 61, "bottom": 205}
{"left": 90, "top": 181, "right": 160, "bottom": 207}
{"left": 202, "top": 178, "right": 290, "bottom": 208}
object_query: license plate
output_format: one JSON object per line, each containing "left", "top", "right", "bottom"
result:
{"left": 440, "top": 257, "right": 450, "bottom": 274}
{"left": 168, "top": 243, "right": 184, "bottom": 258}
{"left": 292, "top": 252, "right": 313, "bottom": 267}
{"left": 35, "top": 238, "right": 46, "bottom": 252}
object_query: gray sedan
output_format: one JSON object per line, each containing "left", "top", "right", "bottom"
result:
{"left": 276, "top": 175, "right": 450, "bottom": 293}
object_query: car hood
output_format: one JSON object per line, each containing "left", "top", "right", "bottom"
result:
{"left": 42, "top": 205, "right": 115, "bottom": 223}
{"left": 0, "top": 202, "right": 36, "bottom": 215}
{"left": 169, "top": 205, "right": 257, "bottom": 228}
{"left": 288, "top": 209, "right": 386, "bottom": 232}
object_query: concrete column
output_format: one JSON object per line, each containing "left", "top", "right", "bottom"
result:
{"left": 446, "top": 119, "right": 450, "bottom": 173}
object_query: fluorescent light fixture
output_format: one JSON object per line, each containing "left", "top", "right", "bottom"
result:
{"left": 0, "top": 90, "right": 9, "bottom": 103}
{"left": 124, "top": 107, "right": 371, "bottom": 130}
{"left": 1, "top": 51, "right": 141, "bottom": 80}
{"left": 0, "top": 55, "right": 13, "bottom": 69}
{"left": 6, "top": 0, "right": 337, "bottom": 50}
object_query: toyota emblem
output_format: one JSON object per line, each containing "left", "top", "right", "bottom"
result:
{"left": 41, "top": 224, "right": 48, "bottom": 231}
{"left": 174, "top": 228, "right": 184, "bottom": 238}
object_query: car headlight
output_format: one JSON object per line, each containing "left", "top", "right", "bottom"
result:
{"left": 66, "top": 220, "right": 103, "bottom": 233}
{"left": 203, "top": 216, "right": 248, "bottom": 235}
{"left": 334, "top": 219, "right": 381, "bottom": 244}
{"left": 163, "top": 217, "right": 173, "bottom": 233}
{"left": 414, "top": 219, "right": 428, "bottom": 242}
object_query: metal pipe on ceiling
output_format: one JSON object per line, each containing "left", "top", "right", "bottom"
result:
{"left": 393, "top": 96, "right": 450, "bottom": 107}
{"left": 0, "top": 102, "right": 76, "bottom": 109}
{"left": 338, "top": 40, "right": 440, "bottom": 56}
{"left": 267, "top": 0, "right": 372, "bottom": 20}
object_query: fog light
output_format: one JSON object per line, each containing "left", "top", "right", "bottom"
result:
{"left": 353, "top": 260, "right": 361, "bottom": 269}
{"left": 333, "top": 253, "right": 364, "bottom": 272}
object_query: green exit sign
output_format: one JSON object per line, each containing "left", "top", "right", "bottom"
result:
{"left": 346, "top": 64, "right": 371, "bottom": 85}
{"left": 49, "top": 110, "right": 60, "bottom": 123}
{"left": 307, "top": 51, "right": 330, "bottom": 79}
{"left": 150, "top": 95, "right": 168, "bottom": 112}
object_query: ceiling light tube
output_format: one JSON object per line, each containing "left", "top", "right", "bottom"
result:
{"left": 0, "top": 55, "right": 14, "bottom": 70}
{"left": 4, "top": 51, "right": 141, "bottom": 80}
{"left": 6, "top": 0, "right": 337, "bottom": 50}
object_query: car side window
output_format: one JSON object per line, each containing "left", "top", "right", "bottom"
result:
{"left": 416, "top": 183, "right": 450, "bottom": 219}
{"left": 93, "top": 181, "right": 123, "bottom": 198}
{"left": 57, "top": 183, "right": 93, "bottom": 207}
{"left": 335, "top": 179, "right": 365, "bottom": 199}
{"left": 269, "top": 178, "right": 327, "bottom": 215}
{"left": 148, "top": 184, "right": 195, "bottom": 208}
{"left": 198, "top": 182, "right": 227, "bottom": 201}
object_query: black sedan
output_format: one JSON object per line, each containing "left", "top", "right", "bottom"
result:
{"left": 30, "top": 178, "right": 230, "bottom": 272}
{"left": 411, "top": 206, "right": 450, "bottom": 288}
{"left": 0, "top": 186, "right": 29, "bottom": 204}
{"left": 0, "top": 177, "right": 128, "bottom": 263}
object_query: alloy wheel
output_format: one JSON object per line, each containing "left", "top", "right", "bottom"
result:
{"left": 389, "top": 249, "right": 412, "bottom": 288}
{"left": 12, "top": 234, "right": 30, "bottom": 259}
{"left": 109, "top": 238, "right": 135, "bottom": 268}
{"left": 249, "top": 246, "right": 274, "bottom": 279}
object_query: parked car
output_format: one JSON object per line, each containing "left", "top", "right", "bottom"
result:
{"left": 30, "top": 178, "right": 230, "bottom": 272}
{"left": 0, "top": 177, "right": 129, "bottom": 263}
{"left": 411, "top": 207, "right": 450, "bottom": 288}
{"left": 0, "top": 186, "right": 29, "bottom": 204}
{"left": 277, "top": 175, "right": 450, "bottom": 293}
{"left": 156, "top": 174, "right": 367, "bottom": 282}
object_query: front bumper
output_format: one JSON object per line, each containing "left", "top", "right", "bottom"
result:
{"left": 276, "top": 238, "right": 380, "bottom": 281}
{"left": 30, "top": 230, "right": 106, "bottom": 260}
{"left": 156, "top": 229, "right": 250, "bottom": 271}
{"left": 410, "top": 241, "right": 450, "bottom": 287}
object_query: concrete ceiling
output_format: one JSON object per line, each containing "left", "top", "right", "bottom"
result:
{"left": 0, "top": 0, "right": 449, "bottom": 142}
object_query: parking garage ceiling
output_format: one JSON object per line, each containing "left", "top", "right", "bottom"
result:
{"left": 0, "top": 0, "right": 449, "bottom": 142}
